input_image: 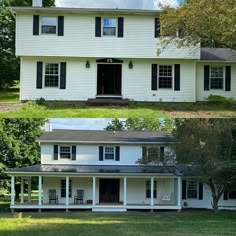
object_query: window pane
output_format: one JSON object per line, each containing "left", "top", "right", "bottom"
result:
{"left": 103, "top": 27, "right": 116, "bottom": 36}
{"left": 42, "top": 17, "right": 57, "bottom": 26}
{"left": 146, "top": 180, "right": 157, "bottom": 199}
{"left": 210, "top": 67, "right": 224, "bottom": 89}
{"left": 44, "top": 64, "right": 59, "bottom": 88}
{"left": 61, "top": 179, "right": 72, "bottom": 198}
{"left": 103, "top": 19, "right": 116, "bottom": 27}
{"left": 159, "top": 65, "right": 173, "bottom": 89}
{"left": 187, "top": 180, "right": 197, "bottom": 198}
{"left": 45, "top": 76, "right": 59, "bottom": 87}
{"left": 42, "top": 25, "right": 56, "bottom": 34}
{"left": 211, "top": 78, "right": 223, "bottom": 89}
{"left": 104, "top": 147, "right": 114, "bottom": 160}
{"left": 60, "top": 146, "right": 71, "bottom": 159}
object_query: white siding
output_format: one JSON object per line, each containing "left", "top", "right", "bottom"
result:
{"left": 16, "top": 13, "right": 200, "bottom": 59}
{"left": 196, "top": 63, "right": 236, "bottom": 101}
{"left": 21, "top": 57, "right": 196, "bottom": 102}
{"left": 41, "top": 144, "right": 142, "bottom": 166}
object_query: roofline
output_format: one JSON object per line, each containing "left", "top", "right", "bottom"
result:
{"left": 10, "top": 7, "right": 162, "bottom": 15}
{"left": 198, "top": 60, "right": 236, "bottom": 64}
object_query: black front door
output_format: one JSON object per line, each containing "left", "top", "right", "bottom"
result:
{"left": 99, "top": 179, "right": 120, "bottom": 203}
{"left": 97, "top": 64, "right": 122, "bottom": 96}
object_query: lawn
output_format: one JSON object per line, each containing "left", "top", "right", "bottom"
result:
{"left": 0, "top": 85, "right": 20, "bottom": 103}
{"left": 0, "top": 211, "right": 236, "bottom": 236}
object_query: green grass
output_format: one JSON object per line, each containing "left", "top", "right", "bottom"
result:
{"left": 0, "top": 86, "right": 20, "bottom": 103}
{"left": 0, "top": 211, "right": 236, "bottom": 236}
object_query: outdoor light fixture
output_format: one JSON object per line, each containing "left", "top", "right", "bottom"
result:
{"left": 86, "top": 60, "right": 90, "bottom": 68}
{"left": 129, "top": 61, "right": 133, "bottom": 69}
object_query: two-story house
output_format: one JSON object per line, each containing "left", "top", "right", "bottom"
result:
{"left": 6, "top": 125, "right": 236, "bottom": 212}
{"left": 11, "top": 0, "right": 236, "bottom": 103}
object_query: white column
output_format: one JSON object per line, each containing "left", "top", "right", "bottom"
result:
{"left": 38, "top": 176, "right": 42, "bottom": 206}
{"left": 123, "top": 177, "right": 127, "bottom": 206}
{"left": 11, "top": 176, "right": 15, "bottom": 206}
{"left": 150, "top": 177, "right": 154, "bottom": 207}
{"left": 66, "top": 176, "right": 69, "bottom": 206}
{"left": 177, "top": 177, "right": 181, "bottom": 207}
{"left": 92, "top": 177, "right": 96, "bottom": 206}
{"left": 20, "top": 178, "right": 24, "bottom": 204}
{"left": 28, "top": 177, "right": 31, "bottom": 203}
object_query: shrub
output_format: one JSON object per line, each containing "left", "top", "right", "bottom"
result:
{"left": 207, "top": 95, "right": 236, "bottom": 104}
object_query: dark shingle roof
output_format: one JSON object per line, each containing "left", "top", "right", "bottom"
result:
{"left": 38, "top": 130, "right": 175, "bottom": 144}
{"left": 6, "top": 164, "right": 182, "bottom": 176}
{"left": 201, "top": 48, "right": 236, "bottom": 62}
{"left": 177, "top": 165, "right": 203, "bottom": 177}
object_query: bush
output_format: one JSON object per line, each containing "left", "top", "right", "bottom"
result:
{"left": 207, "top": 95, "right": 236, "bottom": 104}
{"left": 36, "top": 97, "right": 46, "bottom": 106}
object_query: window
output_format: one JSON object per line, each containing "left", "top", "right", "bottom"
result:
{"left": 44, "top": 63, "right": 59, "bottom": 87}
{"left": 59, "top": 146, "right": 71, "bottom": 159}
{"left": 61, "top": 179, "right": 72, "bottom": 198}
{"left": 41, "top": 16, "right": 57, "bottom": 34}
{"left": 103, "top": 18, "right": 117, "bottom": 36}
{"left": 143, "top": 146, "right": 165, "bottom": 161}
{"left": 159, "top": 65, "right": 173, "bottom": 89}
{"left": 104, "top": 147, "right": 115, "bottom": 160}
{"left": 210, "top": 67, "right": 224, "bottom": 89}
{"left": 187, "top": 180, "right": 198, "bottom": 199}
{"left": 146, "top": 180, "right": 157, "bottom": 198}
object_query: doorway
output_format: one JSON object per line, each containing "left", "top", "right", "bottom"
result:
{"left": 99, "top": 179, "right": 120, "bottom": 203}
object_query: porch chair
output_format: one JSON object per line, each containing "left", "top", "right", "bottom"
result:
{"left": 49, "top": 189, "right": 58, "bottom": 204}
{"left": 74, "top": 190, "right": 84, "bottom": 204}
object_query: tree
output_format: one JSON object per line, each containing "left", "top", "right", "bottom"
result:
{"left": 0, "top": 0, "right": 55, "bottom": 89}
{"left": 105, "top": 118, "right": 174, "bottom": 132}
{"left": 174, "top": 119, "right": 236, "bottom": 211}
{"left": 160, "top": 0, "right": 236, "bottom": 49}
{"left": 0, "top": 119, "right": 45, "bottom": 199}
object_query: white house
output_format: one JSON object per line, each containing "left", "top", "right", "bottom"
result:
{"left": 11, "top": 0, "right": 236, "bottom": 103}
{"left": 6, "top": 127, "right": 236, "bottom": 212}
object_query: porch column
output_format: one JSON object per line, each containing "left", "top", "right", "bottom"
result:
{"left": 150, "top": 177, "right": 154, "bottom": 207}
{"left": 92, "top": 177, "right": 96, "bottom": 206}
{"left": 20, "top": 178, "right": 24, "bottom": 204}
{"left": 123, "top": 177, "right": 127, "bottom": 206}
{"left": 38, "top": 176, "right": 42, "bottom": 206}
{"left": 11, "top": 176, "right": 15, "bottom": 206}
{"left": 177, "top": 177, "right": 181, "bottom": 207}
{"left": 28, "top": 177, "right": 31, "bottom": 203}
{"left": 66, "top": 176, "right": 69, "bottom": 206}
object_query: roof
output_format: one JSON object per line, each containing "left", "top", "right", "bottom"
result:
{"left": 177, "top": 165, "right": 202, "bottom": 177}
{"left": 38, "top": 130, "right": 175, "bottom": 144}
{"left": 201, "top": 48, "right": 236, "bottom": 62}
{"left": 10, "top": 7, "right": 161, "bottom": 15}
{"left": 6, "top": 164, "right": 182, "bottom": 176}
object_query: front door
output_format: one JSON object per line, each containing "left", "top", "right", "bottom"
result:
{"left": 97, "top": 64, "right": 122, "bottom": 96}
{"left": 99, "top": 179, "right": 120, "bottom": 203}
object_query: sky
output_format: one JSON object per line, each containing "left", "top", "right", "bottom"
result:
{"left": 51, "top": 118, "right": 114, "bottom": 130}
{"left": 55, "top": 0, "right": 179, "bottom": 9}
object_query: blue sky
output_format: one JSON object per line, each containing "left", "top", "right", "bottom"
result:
{"left": 55, "top": 0, "right": 179, "bottom": 9}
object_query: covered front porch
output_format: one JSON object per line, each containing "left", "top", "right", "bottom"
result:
{"left": 7, "top": 165, "right": 182, "bottom": 212}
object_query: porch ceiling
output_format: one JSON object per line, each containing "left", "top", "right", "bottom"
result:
{"left": 6, "top": 164, "right": 182, "bottom": 176}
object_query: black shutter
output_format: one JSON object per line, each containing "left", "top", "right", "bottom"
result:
{"left": 60, "top": 62, "right": 66, "bottom": 89}
{"left": 224, "top": 191, "right": 228, "bottom": 200}
{"left": 115, "top": 146, "right": 120, "bottom": 161}
{"left": 198, "top": 182, "right": 203, "bottom": 200}
{"left": 58, "top": 16, "right": 64, "bottom": 36}
{"left": 182, "top": 180, "right": 187, "bottom": 200}
{"left": 95, "top": 17, "right": 101, "bottom": 37}
{"left": 225, "top": 66, "right": 231, "bottom": 91}
{"left": 142, "top": 147, "right": 147, "bottom": 158}
{"left": 36, "top": 62, "right": 43, "bottom": 89}
{"left": 99, "top": 146, "right": 104, "bottom": 161}
{"left": 174, "top": 64, "right": 181, "bottom": 91}
{"left": 54, "top": 145, "right": 58, "bottom": 160}
{"left": 33, "top": 15, "right": 39, "bottom": 35}
{"left": 204, "top": 65, "right": 210, "bottom": 91}
{"left": 72, "top": 145, "right": 76, "bottom": 160}
{"left": 155, "top": 18, "right": 160, "bottom": 38}
{"left": 152, "top": 64, "right": 158, "bottom": 90}
{"left": 118, "top": 17, "right": 124, "bottom": 38}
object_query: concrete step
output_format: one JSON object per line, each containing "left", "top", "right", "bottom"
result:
{"left": 87, "top": 98, "right": 130, "bottom": 105}
{"left": 92, "top": 206, "right": 127, "bottom": 212}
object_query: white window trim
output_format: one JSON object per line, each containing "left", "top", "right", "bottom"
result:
{"left": 209, "top": 66, "right": 225, "bottom": 90}
{"left": 103, "top": 146, "right": 115, "bottom": 161}
{"left": 59, "top": 145, "right": 72, "bottom": 160}
{"left": 186, "top": 180, "right": 198, "bottom": 199}
{"left": 158, "top": 64, "right": 174, "bottom": 90}
{"left": 102, "top": 17, "right": 117, "bottom": 37}
{"left": 40, "top": 16, "right": 58, "bottom": 35}
{"left": 43, "top": 62, "right": 60, "bottom": 89}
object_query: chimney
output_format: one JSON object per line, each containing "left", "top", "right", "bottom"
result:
{"left": 45, "top": 119, "right": 52, "bottom": 132}
{"left": 32, "top": 0, "right": 43, "bottom": 7}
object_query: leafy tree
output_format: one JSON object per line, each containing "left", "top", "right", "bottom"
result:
{"left": 105, "top": 118, "right": 174, "bottom": 132}
{"left": 0, "top": 119, "right": 45, "bottom": 199}
{"left": 0, "top": 0, "right": 55, "bottom": 88}
{"left": 174, "top": 119, "right": 236, "bottom": 211}
{"left": 160, "top": 0, "right": 236, "bottom": 49}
